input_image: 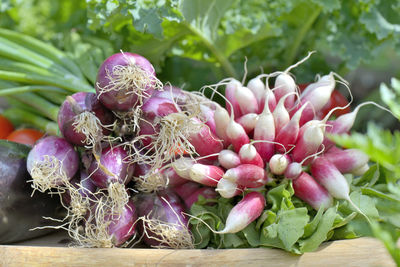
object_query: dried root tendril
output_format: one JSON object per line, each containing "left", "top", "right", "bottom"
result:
{"left": 133, "top": 171, "right": 168, "bottom": 193}
{"left": 29, "top": 155, "right": 70, "bottom": 193}
{"left": 140, "top": 216, "right": 194, "bottom": 249}
{"left": 72, "top": 111, "right": 104, "bottom": 148}
{"left": 107, "top": 182, "right": 130, "bottom": 215}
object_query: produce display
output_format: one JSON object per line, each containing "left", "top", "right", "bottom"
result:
{"left": 0, "top": 1, "right": 400, "bottom": 265}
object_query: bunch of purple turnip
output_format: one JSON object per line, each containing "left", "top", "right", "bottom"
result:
{"left": 26, "top": 51, "right": 371, "bottom": 248}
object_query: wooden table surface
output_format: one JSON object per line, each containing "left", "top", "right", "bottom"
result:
{"left": 0, "top": 232, "right": 395, "bottom": 267}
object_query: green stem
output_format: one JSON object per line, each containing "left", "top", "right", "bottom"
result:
{"left": 0, "top": 85, "right": 67, "bottom": 96}
{"left": 9, "top": 92, "right": 60, "bottom": 122}
{"left": 36, "top": 91, "right": 67, "bottom": 106}
{"left": 184, "top": 23, "right": 237, "bottom": 78}
{"left": 0, "top": 70, "right": 94, "bottom": 93}
{"left": 3, "top": 108, "right": 59, "bottom": 135}
{"left": 0, "top": 58, "right": 56, "bottom": 76}
{"left": 284, "top": 6, "right": 322, "bottom": 68}
{"left": 0, "top": 28, "right": 85, "bottom": 80}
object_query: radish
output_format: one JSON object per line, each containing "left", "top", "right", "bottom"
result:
{"left": 199, "top": 104, "right": 217, "bottom": 135}
{"left": 310, "top": 157, "right": 368, "bottom": 217}
{"left": 187, "top": 117, "right": 223, "bottom": 158}
{"left": 254, "top": 92, "right": 275, "bottom": 162}
{"left": 272, "top": 92, "right": 297, "bottom": 134}
{"left": 239, "top": 144, "right": 264, "bottom": 168}
{"left": 225, "top": 79, "right": 243, "bottom": 118}
{"left": 284, "top": 162, "right": 303, "bottom": 180}
{"left": 274, "top": 73, "right": 297, "bottom": 109}
{"left": 269, "top": 153, "right": 291, "bottom": 175}
{"left": 189, "top": 164, "right": 224, "bottom": 187}
{"left": 217, "top": 192, "right": 265, "bottom": 234}
{"left": 161, "top": 166, "right": 188, "bottom": 187}
{"left": 218, "top": 149, "right": 241, "bottom": 169}
{"left": 226, "top": 118, "right": 250, "bottom": 153}
{"left": 323, "top": 148, "right": 369, "bottom": 174}
{"left": 214, "top": 105, "right": 231, "bottom": 144}
{"left": 95, "top": 52, "right": 161, "bottom": 111}
{"left": 223, "top": 164, "right": 267, "bottom": 188}
{"left": 275, "top": 102, "right": 308, "bottom": 153}
{"left": 27, "top": 136, "right": 79, "bottom": 192}
{"left": 291, "top": 122, "right": 324, "bottom": 164}
{"left": 152, "top": 85, "right": 187, "bottom": 106}
{"left": 247, "top": 76, "right": 265, "bottom": 110}
{"left": 299, "top": 73, "right": 336, "bottom": 114}
{"left": 234, "top": 85, "right": 259, "bottom": 115}
{"left": 171, "top": 157, "right": 194, "bottom": 180}
{"left": 292, "top": 172, "right": 333, "bottom": 210}
{"left": 235, "top": 113, "right": 259, "bottom": 134}
{"left": 216, "top": 178, "right": 242, "bottom": 198}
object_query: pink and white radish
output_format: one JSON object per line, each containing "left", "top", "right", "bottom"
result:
{"left": 323, "top": 148, "right": 369, "bottom": 175}
{"left": 216, "top": 178, "right": 242, "bottom": 198}
{"left": 292, "top": 172, "right": 333, "bottom": 210}
{"left": 189, "top": 164, "right": 224, "bottom": 187}
{"left": 235, "top": 113, "right": 259, "bottom": 134}
{"left": 268, "top": 153, "right": 291, "bottom": 175}
{"left": 239, "top": 144, "right": 264, "bottom": 168}
{"left": 217, "top": 192, "right": 265, "bottom": 234}
{"left": 218, "top": 149, "right": 241, "bottom": 169}
{"left": 234, "top": 85, "right": 259, "bottom": 115}
{"left": 223, "top": 164, "right": 267, "bottom": 188}
{"left": 254, "top": 92, "right": 275, "bottom": 162}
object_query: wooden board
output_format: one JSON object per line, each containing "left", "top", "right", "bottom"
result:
{"left": 0, "top": 232, "right": 396, "bottom": 267}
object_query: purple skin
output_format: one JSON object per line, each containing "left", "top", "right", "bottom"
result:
{"left": 139, "top": 96, "right": 181, "bottom": 147}
{"left": 95, "top": 52, "right": 156, "bottom": 111}
{"left": 58, "top": 92, "right": 114, "bottom": 146}
{"left": 152, "top": 85, "right": 187, "bottom": 106}
{"left": 88, "top": 146, "right": 135, "bottom": 188}
{"left": 27, "top": 136, "right": 79, "bottom": 184}
{"left": 97, "top": 199, "right": 138, "bottom": 247}
{"left": 136, "top": 190, "right": 189, "bottom": 247}
{"left": 183, "top": 187, "right": 217, "bottom": 209}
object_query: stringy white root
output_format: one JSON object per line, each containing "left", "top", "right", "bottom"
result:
{"left": 113, "top": 106, "right": 143, "bottom": 136}
{"left": 127, "top": 112, "right": 203, "bottom": 172}
{"left": 107, "top": 182, "right": 130, "bottom": 215}
{"left": 140, "top": 216, "right": 194, "bottom": 249}
{"left": 72, "top": 111, "right": 104, "bottom": 147}
{"left": 96, "top": 60, "right": 163, "bottom": 107}
{"left": 133, "top": 171, "right": 168, "bottom": 193}
{"left": 29, "top": 155, "right": 70, "bottom": 193}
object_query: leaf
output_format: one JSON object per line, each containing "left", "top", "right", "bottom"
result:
{"left": 299, "top": 206, "right": 337, "bottom": 252}
{"left": 302, "top": 207, "right": 324, "bottom": 238}
{"left": 277, "top": 208, "right": 309, "bottom": 250}
{"left": 349, "top": 191, "right": 379, "bottom": 218}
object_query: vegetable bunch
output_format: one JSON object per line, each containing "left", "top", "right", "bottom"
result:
{"left": 24, "top": 47, "right": 377, "bottom": 251}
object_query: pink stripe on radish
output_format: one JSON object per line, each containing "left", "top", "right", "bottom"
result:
{"left": 272, "top": 92, "right": 296, "bottom": 134}
{"left": 217, "top": 191, "right": 265, "bottom": 234}
{"left": 275, "top": 103, "right": 308, "bottom": 153}
{"left": 188, "top": 118, "right": 223, "bottom": 158}
{"left": 254, "top": 93, "right": 275, "bottom": 162}
{"left": 226, "top": 119, "right": 250, "bottom": 153}
{"left": 292, "top": 172, "right": 333, "bottom": 210}
{"left": 291, "top": 123, "right": 324, "bottom": 164}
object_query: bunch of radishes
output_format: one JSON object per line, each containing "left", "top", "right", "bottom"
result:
{"left": 26, "top": 51, "right": 370, "bottom": 248}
